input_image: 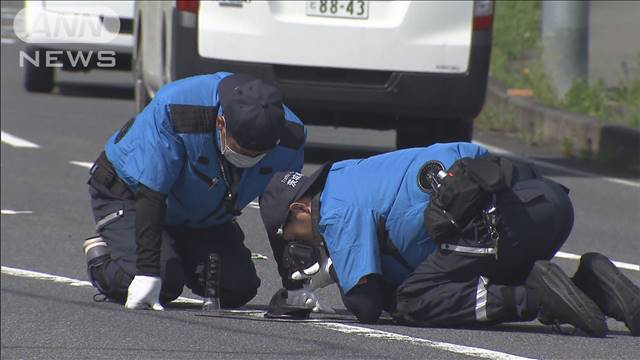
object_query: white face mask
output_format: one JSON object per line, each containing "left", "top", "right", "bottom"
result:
{"left": 219, "top": 128, "right": 267, "bottom": 168}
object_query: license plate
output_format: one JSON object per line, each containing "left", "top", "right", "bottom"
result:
{"left": 306, "top": 1, "right": 369, "bottom": 20}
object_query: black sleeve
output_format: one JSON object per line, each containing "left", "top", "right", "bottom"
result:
{"left": 134, "top": 184, "right": 166, "bottom": 276}
{"left": 340, "top": 275, "right": 385, "bottom": 324}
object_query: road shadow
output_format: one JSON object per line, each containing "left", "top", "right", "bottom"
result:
{"left": 177, "top": 302, "right": 361, "bottom": 324}
{"left": 56, "top": 82, "right": 134, "bottom": 100}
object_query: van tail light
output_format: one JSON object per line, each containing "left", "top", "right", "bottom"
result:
{"left": 473, "top": 0, "right": 494, "bottom": 31}
{"left": 177, "top": 0, "right": 199, "bottom": 13}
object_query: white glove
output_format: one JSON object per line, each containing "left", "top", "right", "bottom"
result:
{"left": 125, "top": 275, "right": 164, "bottom": 311}
{"left": 291, "top": 250, "right": 335, "bottom": 292}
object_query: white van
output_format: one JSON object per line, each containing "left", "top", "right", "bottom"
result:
{"left": 135, "top": 0, "right": 494, "bottom": 147}
{"left": 18, "top": 1, "right": 134, "bottom": 93}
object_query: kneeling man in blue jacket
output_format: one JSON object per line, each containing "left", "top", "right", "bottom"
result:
{"left": 259, "top": 142, "right": 639, "bottom": 337}
{"left": 83, "top": 72, "right": 306, "bottom": 310}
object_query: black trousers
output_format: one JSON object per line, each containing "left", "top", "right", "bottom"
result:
{"left": 393, "top": 177, "right": 574, "bottom": 327}
{"left": 87, "top": 177, "right": 260, "bottom": 307}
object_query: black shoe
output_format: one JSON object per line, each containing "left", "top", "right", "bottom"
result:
{"left": 526, "top": 260, "right": 607, "bottom": 337}
{"left": 573, "top": 252, "right": 640, "bottom": 336}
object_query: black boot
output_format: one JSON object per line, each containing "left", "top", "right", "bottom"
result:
{"left": 573, "top": 252, "right": 640, "bottom": 336}
{"left": 526, "top": 260, "right": 607, "bottom": 337}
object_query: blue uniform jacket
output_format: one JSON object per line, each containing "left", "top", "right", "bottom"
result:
{"left": 318, "top": 143, "right": 488, "bottom": 293}
{"left": 104, "top": 72, "right": 305, "bottom": 227}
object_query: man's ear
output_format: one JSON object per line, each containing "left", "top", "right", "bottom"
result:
{"left": 215, "top": 115, "right": 225, "bottom": 130}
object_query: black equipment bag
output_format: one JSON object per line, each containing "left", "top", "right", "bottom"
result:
{"left": 424, "top": 156, "right": 513, "bottom": 243}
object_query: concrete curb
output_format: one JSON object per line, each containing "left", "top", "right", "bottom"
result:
{"left": 485, "top": 78, "right": 640, "bottom": 170}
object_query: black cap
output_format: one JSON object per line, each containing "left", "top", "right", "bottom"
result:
{"left": 219, "top": 73, "right": 285, "bottom": 152}
{"left": 259, "top": 163, "right": 332, "bottom": 240}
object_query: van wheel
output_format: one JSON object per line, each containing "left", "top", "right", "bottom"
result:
{"left": 396, "top": 118, "right": 473, "bottom": 148}
{"left": 23, "top": 46, "right": 54, "bottom": 93}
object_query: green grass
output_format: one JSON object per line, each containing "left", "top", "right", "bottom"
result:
{"left": 486, "top": 1, "right": 640, "bottom": 128}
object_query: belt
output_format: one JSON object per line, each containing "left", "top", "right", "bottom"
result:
{"left": 90, "top": 152, "right": 133, "bottom": 199}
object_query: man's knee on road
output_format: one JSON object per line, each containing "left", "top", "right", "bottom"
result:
{"left": 342, "top": 277, "right": 384, "bottom": 324}
{"left": 347, "top": 299, "right": 383, "bottom": 324}
{"left": 88, "top": 260, "right": 132, "bottom": 303}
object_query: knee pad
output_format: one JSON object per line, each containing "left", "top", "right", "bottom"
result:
{"left": 88, "top": 261, "right": 132, "bottom": 303}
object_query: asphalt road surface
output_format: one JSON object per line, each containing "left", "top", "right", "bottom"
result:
{"left": 2, "top": 18, "right": 640, "bottom": 360}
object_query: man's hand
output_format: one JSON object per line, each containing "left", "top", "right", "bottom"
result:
{"left": 125, "top": 275, "right": 164, "bottom": 311}
{"left": 291, "top": 253, "right": 334, "bottom": 292}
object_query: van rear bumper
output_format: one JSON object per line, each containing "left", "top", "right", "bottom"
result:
{"left": 171, "top": 19, "right": 491, "bottom": 129}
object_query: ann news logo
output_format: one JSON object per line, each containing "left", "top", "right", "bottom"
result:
{"left": 13, "top": 5, "right": 121, "bottom": 69}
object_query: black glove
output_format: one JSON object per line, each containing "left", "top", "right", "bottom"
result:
{"left": 282, "top": 243, "right": 321, "bottom": 278}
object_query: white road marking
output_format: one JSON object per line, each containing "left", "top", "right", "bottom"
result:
{"left": 2, "top": 265, "right": 533, "bottom": 360}
{"left": 1, "top": 37, "right": 15, "bottom": 44}
{"left": 473, "top": 140, "right": 640, "bottom": 188}
{"left": 313, "top": 322, "right": 533, "bottom": 360}
{"left": 2, "top": 266, "right": 92, "bottom": 287}
{"left": 555, "top": 251, "right": 639, "bottom": 271}
{"left": 69, "top": 161, "right": 94, "bottom": 169}
{"left": 1, "top": 210, "right": 33, "bottom": 215}
{"left": 0, "top": 265, "right": 208, "bottom": 305}
{"left": 1, "top": 131, "right": 40, "bottom": 148}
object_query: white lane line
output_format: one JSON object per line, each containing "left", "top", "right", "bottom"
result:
{"left": 2, "top": 266, "right": 92, "bottom": 287}
{"left": 1, "top": 131, "right": 40, "bottom": 148}
{"left": 1, "top": 265, "right": 532, "bottom": 360}
{"left": 555, "top": 251, "right": 639, "bottom": 271}
{"left": 69, "top": 161, "right": 94, "bottom": 169}
{"left": 313, "top": 322, "right": 532, "bottom": 360}
{"left": 474, "top": 140, "right": 640, "bottom": 188}
{"left": 0, "top": 265, "right": 207, "bottom": 305}
{"left": 1, "top": 210, "right": 33, "bottom": 215}
{"left": 1, "top": 37, "right": 15, "bottom": 44}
